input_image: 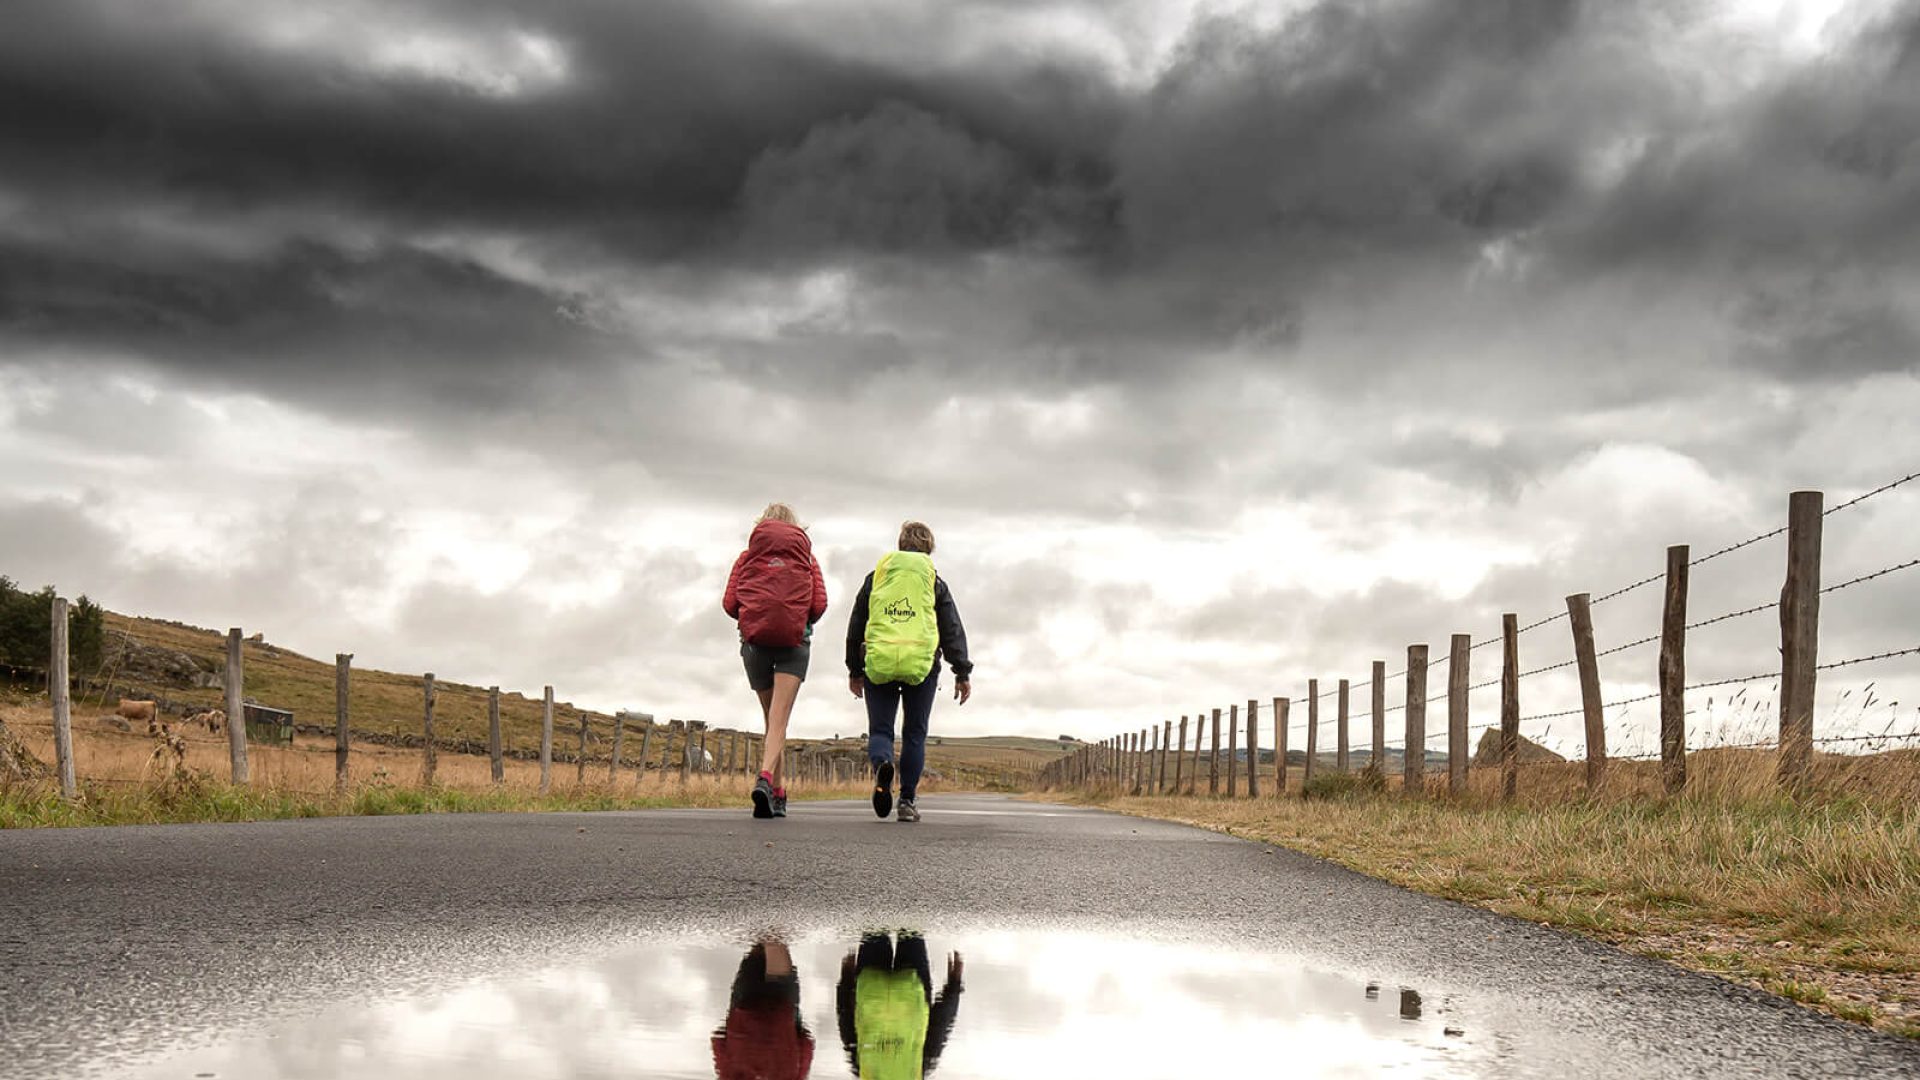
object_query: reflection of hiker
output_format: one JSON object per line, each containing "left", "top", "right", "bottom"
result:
{"left": 724, "top": 503, "right": 829, "bottom": 819}
{"left": 836, "top": 933, "right": 963, "bottom": 1080}
{"left": 846, "top": 521, "right": 972, "bottom": 823}
{"left": 711, "top": 938, "right": 815, "bottom": 1080}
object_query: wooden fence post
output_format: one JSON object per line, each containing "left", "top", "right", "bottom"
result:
{"left": 1404, "top": 646, "right": 1427, "bottom": 795}
{"left": 1245, "top": 699, "right": 1259, "bottom": 798}
{"left": 49, "top": 597, "right": 75, "bottom": 800}
{"left": 1142, "top": 727, "right": 1154, "bottom": 793}
{"left": 577, "top": 713, "right": 591, "bottom": 784}
{"left": 1209, "top": 708, "right": 1222, "bottom": 795}
{"left": 1370, "top": 662, "right": 1385, "bottom": 776}
{"left": 1189, "top": 713, "right": 1204, "bottom": 794}
{"left": 1448, "top": 634, "right": 1469, "bottom": 795}
{"left": 682, "top": 726, "right": 693, "bottom": 783}
{"left": 225, "top": 628, "right": 249, "bottom": 786}
{"left": 1659, "top": 547, "right": 1689, "bottom": 796}
{"left": 1500, "top": 615, "right": 1518, "bottom": 803}
{"left": 638, "top": 723, "right": 654, "bottom": 784}
{"left": 1273, "top": 697, "right": 1288, "bottom": 796}
{"left": 422, "top": 673, "right": 437, "bottom": 787}
{"left": 610, "top": 711, "right": 625, "bottom": 782}
{"left": 336, "top": 654, "right": 353, "bottom": 793}
{"left": 1226, "top": 706, "right": 1239, "bottom": 797}
{"left": 1566, "top": 593, "right": 1607, "bottom": 795}
{"left": 1778, "top": 491, "right": 1823, "bottom": 786}
{"left": 1304, "top": 680, "right": 1319, "bottom": 787}
{"left": 539, "top": 686, "right": 554, "bottom": 795}
{"left": 1174, "top": 716, "right": 1188, "bottom": 793}
{"left": 1336, "top": 678, "right": 1350, "bottom": 772}
{"left": 1159, "top": 719, "right": 1172, "bottom": 792}
{"left": 488, "top": 686, "right": 503, "bottom": 785}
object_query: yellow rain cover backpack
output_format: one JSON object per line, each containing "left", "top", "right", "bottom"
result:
{"left": 863, "top": 551, "right": 939, "bottom": 685}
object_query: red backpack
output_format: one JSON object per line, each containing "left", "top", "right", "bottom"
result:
{"left": 729, "top": 520, "right": 818, "bottom": 648}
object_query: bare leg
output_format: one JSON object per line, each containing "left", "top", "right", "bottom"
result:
{"left": 759, "top": 673, "right": 801, "bottom": 788}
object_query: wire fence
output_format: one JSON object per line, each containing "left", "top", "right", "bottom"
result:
{"left": 1041, "top": 471, "right": 1919, "bottom": 801}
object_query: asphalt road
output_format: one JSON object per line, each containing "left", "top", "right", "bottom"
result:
{"left": 3, "top": 794, "right": 1916, "bottom": 1078}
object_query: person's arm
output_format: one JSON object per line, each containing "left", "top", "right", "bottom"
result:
{"left": 923, "top": 953, "right": 964, "bottom": 1073}
{"left": 836, "top": 954, "right": 860, "bottom": 1075}
{"left": 845, "top": 574, "right": 873, "bottom": 678}
{"left": 722, "top": 551, "right": 748, "bottom": 619}
{"left": 808, "top": 555, "right": 828, "bottom": 625}
{"left": 934, "top": 578, "right": 972, "bottom": 683}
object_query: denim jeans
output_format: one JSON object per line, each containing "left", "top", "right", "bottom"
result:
{"left": 865, "top": 673, "right": 938, "bottom": 800}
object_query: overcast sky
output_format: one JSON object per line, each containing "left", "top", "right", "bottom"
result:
{"left": 2, "top": 0, "right": 1916, "bottom": 751}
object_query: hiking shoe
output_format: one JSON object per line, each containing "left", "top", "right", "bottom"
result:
{"left": 752, "top": 774, "right": 774, "bottom": 819}
{"left": 772, "top": 790, "right": 788, "bottom": 818}
{"left": 872, "top": 761, "right": 895, "bottom": 819}
{"left": 896, "top": 798, "right": 920, "bottom": 823}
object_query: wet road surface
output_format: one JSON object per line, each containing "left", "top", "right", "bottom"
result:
{"left": 3, "top": 794, "right": 1916, "bottom": 1078}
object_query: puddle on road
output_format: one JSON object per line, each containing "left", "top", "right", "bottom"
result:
{"left": 123, "top": 929, "right": 1490, "bottom": 1079}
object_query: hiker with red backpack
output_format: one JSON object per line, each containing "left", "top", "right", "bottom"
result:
{"left": 845, "top": 521, "right": 972, "bottom": 823}
{"left": 723, "top": 503, "right": 828, "bottom": 819}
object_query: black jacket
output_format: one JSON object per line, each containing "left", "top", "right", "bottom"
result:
{"left": 845, "top": 571, "right": 973, "bottom": 683}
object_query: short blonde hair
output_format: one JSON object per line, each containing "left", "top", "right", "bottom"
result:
{"left": 758, "top": 503, "right": 802, "bottom": 528}
{"left": 897, "top": 521, "right": 935, "bottom": 554}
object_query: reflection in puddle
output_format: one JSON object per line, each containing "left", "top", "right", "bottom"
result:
{"left": 124, "top": 930, "right": 1485, "bottom": 1079}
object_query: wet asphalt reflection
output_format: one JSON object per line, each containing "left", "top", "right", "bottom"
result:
{"left": 122, "top": 928, "right": 1481, "bottom": 1079}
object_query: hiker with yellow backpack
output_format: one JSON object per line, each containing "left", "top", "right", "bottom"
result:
{"left": 845, "top": 521, "right": 972, "bottom": 823}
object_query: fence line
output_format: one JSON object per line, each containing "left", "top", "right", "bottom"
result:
{"left": 1038, "top": 471, "right": 1919, "bottom": 799}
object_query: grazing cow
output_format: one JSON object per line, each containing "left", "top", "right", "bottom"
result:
{"left": 186, "top": 709, "right": 225, "bottom": 734}
{"left": 116, "top": 699, "right": 157, "bottom": 725}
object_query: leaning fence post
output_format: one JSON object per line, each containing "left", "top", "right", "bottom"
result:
{"left": 1501, "top": 615, "right": 1519, "bottom": 803}
{"left": 1566, "top": 593, "right": 1607, "bottom": 795}
{"left": 1159, "top": 719, "right": 1172, "bottom": 792}
{"left": 336, "top": 654, "right": 353, "bottom": 793}
{"left": 1778, "top": 491, "right": 1823, "bottom": 787}
{"left": 1273, "top": 697, "right": 1288, "bottom": 796}
{"left": 1336, "top": 678, "right": 1350, "bottom": 772}
{"left": 1404, "top": 646, "right": 1427, "bottom": 795}
{"left": 422, "top": 673, "right": 438, "bottom": 786}
{"left": 1370, "top": 662, "right": 1385, "bottom": 776}
{"left": 488, "top": 686, "right": 503, "bottom": 785}
{"left": 637, "top": 722, "right": 654, "bottom": 784}
{"left": 49, "top": 597, "right": 76, "bottom": 800}
{"left": 1245, "top": 699, "right": 1260, "bottom": 798}
{"left": 1448, "top": 634, "right": 1469, "bottom": 795}
{"left": 1304, "top": 680, "right": 1319, "bottom": 787}
{"left": 1659, "top": 547, "right": 1689, "bottom": 795}
{"left": 226, "top": 628, "right": 249, "bottom": 786}
{"left": 610, "top": 711, "right": 625, "bottom": 782}
{"left": 539, "top": 686, "right": 554, "bottom": 795}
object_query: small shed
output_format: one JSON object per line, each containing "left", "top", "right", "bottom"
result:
{"left": 242, "top": 703, "right": 294, "bottom": 746}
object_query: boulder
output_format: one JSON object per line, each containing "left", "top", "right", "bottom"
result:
{"left": 0, "top": 720, "right": 49, "bottom": 781}
{"left": 1471, "top": 727, "right": 1566, "bottom": 767}
{"left": 103, "top": 630, "right": 210, "bottom": 690}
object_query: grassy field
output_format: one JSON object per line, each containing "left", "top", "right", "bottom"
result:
{"left": 1046, "top": 750, "right": 1920, "bottom": 1038}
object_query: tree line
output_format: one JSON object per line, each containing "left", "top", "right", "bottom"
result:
{"left": 0, "top": 577, "right": 104, "bottom": 677}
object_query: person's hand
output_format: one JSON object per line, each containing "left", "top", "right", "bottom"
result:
{"left": 849, "top": 676, "right": 865, "bottom": 700}
{"left": 946, "top": 952, "right": 964, "bottom": 984}
{"left": 954, "top": 679, "right": 971, "bottom": 705}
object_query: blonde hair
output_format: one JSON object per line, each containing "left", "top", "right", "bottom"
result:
{"left": 757, "top": 503, "right": 803, "bottom": 529}
{"left": 897, "top": 520, "right": 935, "bottom": 554}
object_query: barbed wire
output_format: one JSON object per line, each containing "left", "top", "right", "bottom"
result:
{"left": 1687, "top": 598, "right": 1778, "bottom": 632}
{"left": 1821, "top": 557, "right": 1920, "bottom": 596}
{"left": 1689, "top": 525, "right": 1787, "bottom": 569}
{"left": 1825, "top": 469, "right": 1919, "bottom": 516}
{"left": 1817, "top": 645, "right": 1920, "bottom": 672}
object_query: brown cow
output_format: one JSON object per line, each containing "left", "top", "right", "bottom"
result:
{"left": 116, "top": 699, "right": 157, "bottom": 725}
{"left": 186, "top": 709, "right": 226, "bottom": 734}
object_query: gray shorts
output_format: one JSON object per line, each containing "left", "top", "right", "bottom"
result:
{"left": 741, "top": 642, "right": 810, "bottom": 691}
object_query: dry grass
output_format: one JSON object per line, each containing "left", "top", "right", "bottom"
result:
{"left": 1046, "top": 749, "right": 1920, "bottom": 1038}
{"left": 0, "top": 700, "right": 890, "bottom": 828}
